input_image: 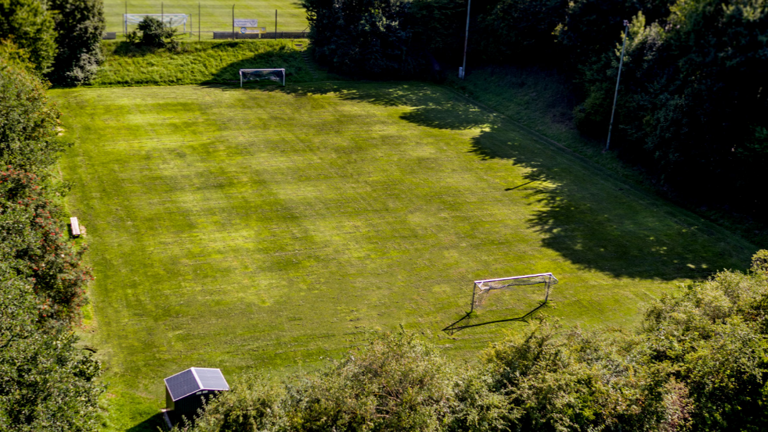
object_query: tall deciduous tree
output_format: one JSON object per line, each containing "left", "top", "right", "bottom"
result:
{"left": 302, "top": 0, "right": 422, "bottom": 76}
{"left": 48, "top": 0, "right": 105, "bottom": 86}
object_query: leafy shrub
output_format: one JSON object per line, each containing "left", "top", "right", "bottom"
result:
{"left": 0, "top": 168, "right": 93, "bottom": 323}
{"left": 127, "top": 16, "right": 179, "bottom": 51}
{"left": 0, "top": 48, "right": 101, "bottom": 431}
{"left": 753, "top": 250, "right": 768, "bottom": 274}
{"left": 0, "top": 0, "right": 57, "bottom": 74}
{"left": 0, "top": 50, "right": 67, "bottom": 175}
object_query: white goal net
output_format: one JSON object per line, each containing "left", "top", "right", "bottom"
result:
{"left": 239, "top": 69, "right": 286, "bottom": 87}
{"left": 124, "top": 14, "right": 189, "bottom": 32}
{"left": 471, "top": 273, "right": 558, "bottom": 312}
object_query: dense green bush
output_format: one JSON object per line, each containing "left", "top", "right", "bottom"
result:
{"left": 0, "top": 42, "right": 101, "bottom": 431}
{"left": 0, "top": 0, "right": 57, "bottom": 74}
{"left": 48, "top": 0, "right": 105, "bottom": 86}
{"left": 303, "top": 0, "right": 422, "bottom": 77}
{"left": 127, "top": 16, "right": 179, "bottom": 51}
{"left": 0, "top": 48, "right": 67, "bottom": 175}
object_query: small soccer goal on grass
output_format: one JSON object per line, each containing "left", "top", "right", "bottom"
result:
{"left": 470, "top": 273, "right": 558, "bottom": 313}
{"left": 239, "top": 69, "right": 286, "bottom": 87}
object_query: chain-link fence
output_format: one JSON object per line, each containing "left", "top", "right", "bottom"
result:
{"left": 103, "top": 1, "right": 308, "bottom": 40}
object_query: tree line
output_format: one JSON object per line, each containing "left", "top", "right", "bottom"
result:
{"left": 178, "top": 250, "right": 768, "bottom": 431}
{"left": 302, "top": 0, "right": 768, "bottom": 217}
{"left": 0, "top": 0, "right": 104, "bottom": 86}
{"left": 0, "top": 42, "right": 101, "bottom": 430}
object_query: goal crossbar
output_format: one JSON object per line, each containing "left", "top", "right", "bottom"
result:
{"left": 239, "top": 68, "right": 286, "bottom": 87}
{"left": 471, "top": 272, "right": 558, "bottom": 312}
{"left": 124, "top": 14, "right": 189, "bottom": 31}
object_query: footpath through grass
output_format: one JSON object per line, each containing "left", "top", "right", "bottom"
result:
{"left": 92, "top": 40, "right": 323, "bottom": 87}
{"left": 53, "top": 82, "right": 755, "bottom": 430}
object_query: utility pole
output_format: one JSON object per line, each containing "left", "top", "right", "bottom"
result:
{"left": 460, "top": 0, "right": 471, "bottom": 79}
{"left": 275, "top": 10, "right": 278, "bottom": 39}
{"left": 605, "top": 20, "right": 630, "bottom": 152}
{"left": 198, "top": 2, "right": 201, "bottom": 42}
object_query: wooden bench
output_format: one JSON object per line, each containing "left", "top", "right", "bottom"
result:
{"left": 70, "top": 217, "right": 81, "bottom": 237}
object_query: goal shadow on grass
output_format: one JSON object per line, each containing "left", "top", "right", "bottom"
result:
{"left": 443, "top": 301, "right": 550, "bottom": 335}
{"left": 229, "top": 80, "right": 753, "bottom": 280}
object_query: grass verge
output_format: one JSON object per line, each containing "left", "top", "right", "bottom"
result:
{"left": 102, "top": 0, "right": 307, "bottom": 35}
{"left": 53, "top": 82, "right": 756, "bottom": 430}
{"left": 91, "top": 40, "right": 325, "bottom": 87}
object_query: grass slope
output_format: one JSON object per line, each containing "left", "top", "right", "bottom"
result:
{"left": 104, "top": 0, "right": 307, "bottom": 35}
{"left": 93, "top": 40, "right": 322, "bottom": 87}
{"left": 53, "top": 82, "right": 755, "bottom": 430}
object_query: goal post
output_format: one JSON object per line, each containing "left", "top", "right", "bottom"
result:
{"left": 124, "top": 14, "right": 189, "bottom": 32}
{"left": 239, "top": 69, "right": 286, "bottom": 87}
{"left": 471, "top": 273, "right": 558, "bottom": 313}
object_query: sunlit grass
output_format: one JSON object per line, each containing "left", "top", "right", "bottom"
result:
{"left": 53, "top": 82, "right": 755, "bottom": 430}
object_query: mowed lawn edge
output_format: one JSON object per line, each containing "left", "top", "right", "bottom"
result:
{"left": 53, "top": 82, "right": 756, "bottom": 431}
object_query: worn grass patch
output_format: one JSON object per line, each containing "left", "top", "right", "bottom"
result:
{"left": 92, "top": 40, "right": 322, "bottom": 87}
{"left": 52, "top": 82, "right": 755, "bottom": 431}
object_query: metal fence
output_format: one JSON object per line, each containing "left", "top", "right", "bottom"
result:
{"left": 104, "top": 1, "right": 308, "bottom": 40}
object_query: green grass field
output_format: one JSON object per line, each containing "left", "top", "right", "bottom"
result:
{"left": 52, "top": 82, "right": 755, "bottom": 430}
{"left": 104, "top": 0, "right": 307, "bottom": 37}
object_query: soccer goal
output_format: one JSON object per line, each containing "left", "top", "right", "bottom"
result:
{"left": 239, "top": 69, "right": 286, "bottom": 87}
{"left": 470, "top": 273, "right": 558, "bottom": 313}
{"left": 124, "top": 14, "right": 189, "bottom": 33}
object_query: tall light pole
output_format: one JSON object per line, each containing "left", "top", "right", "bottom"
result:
{"left": 605, "top": 20, "right": 630, "bottom": 152}
{"left": 460, "top": 0, "right": 471, "bottom": 79}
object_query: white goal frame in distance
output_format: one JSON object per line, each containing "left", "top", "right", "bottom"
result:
{"left": 123, "top": 14, "right": 189, "bottom": 33}
{"left": 470, "top": 272, "right": 558, "bottom": 313}
{"left": 239, "top": 69, "right": 286, "bottom": 87}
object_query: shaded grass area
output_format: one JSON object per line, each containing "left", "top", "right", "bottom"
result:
{"left": 52, "top": 82, "right": 756, "bottom": 430}
{"left": 451, "top": 65, "right": 768, "bottom": 248}
{"left": 103, "top": 0, "right": 307, "bottom": 35}
{"left": 92, "top": 40, "right": 323, "bottom": 87}
{"left": 447, "top": 66, "right": 649, "bottom": 187}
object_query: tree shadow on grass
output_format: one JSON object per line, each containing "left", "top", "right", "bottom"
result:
{"left": 213, "top": 80, "right": 756, "bottom": 279}
{"left": 468, "top": 131, "right": 755, "bottom": 280}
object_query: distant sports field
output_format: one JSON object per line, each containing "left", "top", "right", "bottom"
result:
{"left": 105, "top": 0, "right": 307, "bottom": 36}
{"left": 53, "top": 82, "right": 753, "bottom": 430}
